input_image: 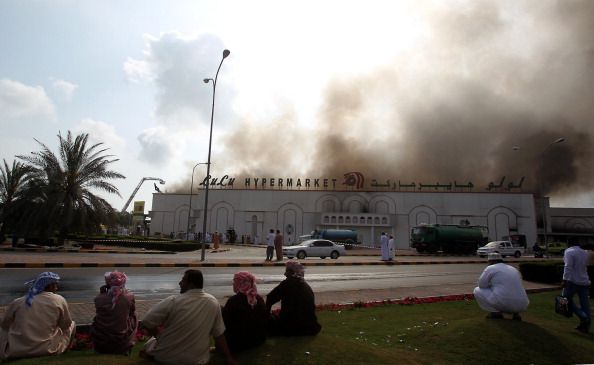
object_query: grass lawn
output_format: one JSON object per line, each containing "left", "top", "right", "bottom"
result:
{"left": 3, "top": 292, "right": 592, "bottom": 365}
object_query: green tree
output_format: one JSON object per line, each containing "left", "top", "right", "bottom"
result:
{"left": 0, "top": 159, "right": 33, "bottom": 244}
{"left": 18, "top": 131, "right": 125, "bottom": 243}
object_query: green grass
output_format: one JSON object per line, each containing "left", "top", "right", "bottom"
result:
{"left": 3, "top": 292, "right": 592, "bottom": 365}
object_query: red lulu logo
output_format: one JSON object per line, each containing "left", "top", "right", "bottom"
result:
{"left": 343, "top": 172, "right": 364, "bottom": 189}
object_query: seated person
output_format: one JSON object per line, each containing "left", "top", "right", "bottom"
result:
{"left": 473, "top": 253, "right": 530, "bottom": 320}
{"left": 91, "top": 270, "right": 138, "bottom": 354}
{"left": 140, "top": 269, "right": 236, "bottom": 365}
{"left": 266, "top": 261, "right": 322, "bottom": 336}
{"left": 222, "top": 271, "right": 267, "bottom": 353}
{"left": 0, "top": 272, "right": 75, "bottom": 360}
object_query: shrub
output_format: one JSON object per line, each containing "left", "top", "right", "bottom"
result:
{"left": 519, "top": 261, "right": 564, "bottom": 284}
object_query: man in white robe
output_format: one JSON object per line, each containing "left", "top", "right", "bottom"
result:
{"left": 0, "top": 272, "right": 75, "bottom": 360}
{"left": 388, "top": 235, "right": 395, "bottom": 260}
{"left": 380, "top": 232, "right": 390, "bottom": 261}
{"left": 473, "top": 253, "right": 529, "bottom": 320}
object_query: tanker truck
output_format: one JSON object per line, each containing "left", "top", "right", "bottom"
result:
{"left": 310, "top": 229, "right": 359, "bottom": 245}
{"left": 410, "top": 224, "right": 488, "bottom": 254}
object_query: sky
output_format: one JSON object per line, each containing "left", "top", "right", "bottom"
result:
{"left": 1, "top": 0, "right": 593, "bottom": 212}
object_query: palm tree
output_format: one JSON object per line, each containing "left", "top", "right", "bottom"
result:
{"left": 18, "top": 131, "right": 125, "bottom": 243}
{"left": 0, "top": 159, "right": 33, "bottom": 245}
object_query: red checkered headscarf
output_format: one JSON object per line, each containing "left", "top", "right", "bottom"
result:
{"left": 233, "top": 271, "right": 258, "bottom": 307}
{"left": 104, "top": 271, "right": 128, "bottom": 308}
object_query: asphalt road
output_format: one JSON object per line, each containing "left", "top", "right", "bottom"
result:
{"left": 0, "top": 264, "right": 487, "bottom": 305}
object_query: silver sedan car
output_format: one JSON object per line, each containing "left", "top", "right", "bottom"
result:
{"left": 283, "top": 239, "right": 346, "bottom": 259}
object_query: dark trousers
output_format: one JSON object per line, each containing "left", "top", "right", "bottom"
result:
{"left": 266, "top": 246, "right": 274, "bottom": 261}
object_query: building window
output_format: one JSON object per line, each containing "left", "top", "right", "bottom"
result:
{"left": 339, "top": 216, "right": 344, "bottom": 224}
{"left": 323, "top": 215, "right": 329, "bottom": 223}
{"left": 374, "top": 217, "right": 380, "bottom": 224}
{"left": 345, "top": 216, "right": 351, "bottom": 224}
{"left": 331, "top": 216, "right": 337, "bottom": 223}
{"left": 353, "top": 217, "right": 358, "bottom": 224}
{"left": 381, "top": 217, "right": 387, "bottom": 225}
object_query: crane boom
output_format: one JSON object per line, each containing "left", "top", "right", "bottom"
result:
{"left": 122, "top": 177, "right": 165, "bottom": 212}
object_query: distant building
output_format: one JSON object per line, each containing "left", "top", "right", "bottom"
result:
{"left": 149, "top": 187, "right": 538, "bottom": 249}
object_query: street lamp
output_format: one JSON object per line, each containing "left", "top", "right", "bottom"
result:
{"left": 539, "top": 137, "right": 565, "bottom": 252}
{"left": 200, "top": 49, "right": 230, "bottom": 261}
{"left": 186, "top": 162, "right": 207, "bottom": 240}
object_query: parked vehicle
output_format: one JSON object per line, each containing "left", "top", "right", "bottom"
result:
{"left": 477, "top": 240, "right": 525, "bottom": 258}
{"left": 410, "top": 224, "right": 488, "bottom": 254}
{"left": 283, "top": 239, "right": 346, "bottom": 259}
{"left": 310, "top": 229, "right": 359, "bottom": 245}
{"left": 546, "top": 241, "right": 568, "bottom": 256}
{"left": 503, "top": 234, "right": 527, "bottom": 248}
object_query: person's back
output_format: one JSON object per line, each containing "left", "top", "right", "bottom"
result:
{"left": 267, "top": 261, "right": 321, "bottom": 336}
{"left": 482, "top": 263, "right": 529, "bottom": 312}
{"left": 141, "top": 269, "right": 235, "bottom": 365}
{"left": 0, "top": 272, "right": 74, "bottom": 360}
{"left": 91, "top": 271, "right": 137, "bottom": 354}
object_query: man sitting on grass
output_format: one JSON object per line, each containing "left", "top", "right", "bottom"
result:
{"left": 473, "top": 253, "right": 529, "bottom": 320}
{"left": 140, "top": 269, "right": 237, "bottom": 365}
{"left": 0, "top": 272, "right": 75, "bottom": 360}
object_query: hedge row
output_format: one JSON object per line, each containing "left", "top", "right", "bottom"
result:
{"left": 77, "top": 239, "right": 207, "bottom": 252}
{"left": 519, "top": 261, "right": 565, "bottom": 284}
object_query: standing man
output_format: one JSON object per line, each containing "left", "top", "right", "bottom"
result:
{"left": 213, "top": 231, "right": 221, "bottom": 250}
{"left": 563, "top": 239, "right": 591, "bottom": 333}
{"left": 266, "top": 229, "right": 275, "bottom": 261}
{"left": 141, "top": 269, "right": 236, "bottom": 365}
{"left": 274, "top": 229, "right": 284, "bottom": 261}
{"left": 388, "top": 235, "right": 395, "bottom": 261}
{"left": 473, "top": 253, "right": 529, "bottom": 320}
{"left": 380, "top": 232, "right": 389, "bottom": 261}
{"left": 0, "top": 272, "right": 75, "bottom": 360}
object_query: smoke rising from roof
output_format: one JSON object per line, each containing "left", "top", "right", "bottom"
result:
{"left": 174, "top": 1, "right": 594, "bottom": 199}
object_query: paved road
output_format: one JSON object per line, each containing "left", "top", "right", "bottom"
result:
{"left": 0, "top": 264, "right": 488, "bottom": 305}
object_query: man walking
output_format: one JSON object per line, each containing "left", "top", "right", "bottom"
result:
{"left": 141, "top": 269, "right": 236, "bottom": 364}
{"left": 274, "top": 229, "right": 284, "bottom": 261}
{"left": 563, "top": 239, "right": 591, "bottom": 333}
{"left": 473, "top": 253, "right": 529, "bottom": 320}
{"left": 266, "top": 229, "right": 275, "bottom": 261}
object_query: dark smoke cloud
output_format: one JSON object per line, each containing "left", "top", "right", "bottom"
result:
{"left": 174, "top": 1, "right": 594, "bottom": 199}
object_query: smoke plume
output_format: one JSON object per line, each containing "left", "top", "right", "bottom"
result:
{"left": 176, "top": 1, "right": 594, "bottom": 199}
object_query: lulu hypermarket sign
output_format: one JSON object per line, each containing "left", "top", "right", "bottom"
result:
{"left": 197, "top": 172, "right": 524, "bottom": 192}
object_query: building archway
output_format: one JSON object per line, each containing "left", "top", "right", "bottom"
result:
{"left": 487, "top": 206, "right": 517, "bottom": 241}
{"left": 277, "top": 203, "right": 303, "bottom": 244}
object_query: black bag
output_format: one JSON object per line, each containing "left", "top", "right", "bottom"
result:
{"left": 555, "top": 294, "right": 572, "bottom": 318}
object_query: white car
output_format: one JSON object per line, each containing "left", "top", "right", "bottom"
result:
{"left": 283, "top": 239, "right": 346, "bottom": 259}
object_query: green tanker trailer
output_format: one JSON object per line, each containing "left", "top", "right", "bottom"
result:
{"left": 410, "top": 224, "right": 488, "bottom": 254}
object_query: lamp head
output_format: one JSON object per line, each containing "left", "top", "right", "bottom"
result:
{"left": 223, "top": 49, "right": 230, "bottom": 58}
{"left": 203, "top": 78, "right": 211, "bottom": 84}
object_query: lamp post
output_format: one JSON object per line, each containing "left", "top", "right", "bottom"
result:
{"left": 539, "top": 137, "right": 565, "bottom": 252}
{"left": 186, "top": 162, "right": 207, "bottom": 240}
{"left": 200, "top": 49, "right": 230, "bottom": 261}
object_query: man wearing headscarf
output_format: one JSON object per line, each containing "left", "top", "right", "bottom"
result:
{"left": 266, "top": 261, "right": 322, "bottom": 336}
{"left": 222, "top": 271, "right": 267, "bottom": 353}
{"left": 91, "top": 270, "right": 138, "bottom": 354}
{"left": 0, "top": 272, "right": 75, "bottom": 360}
{"left": 473, "top": 253, "right": 529, "bottom": 320}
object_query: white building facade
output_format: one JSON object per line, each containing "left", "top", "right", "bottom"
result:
{"left": 149, "top": 187, "right": 537, "bottom": 249}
